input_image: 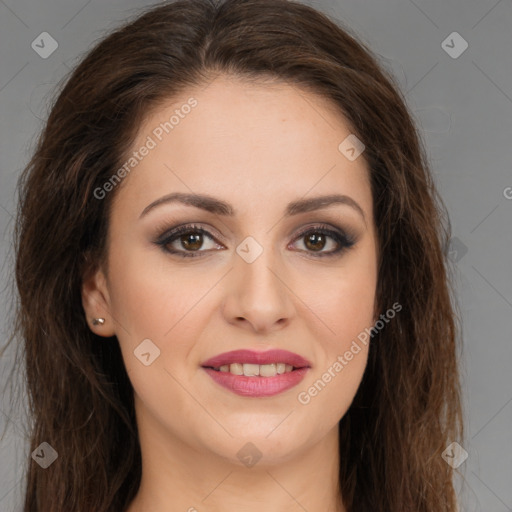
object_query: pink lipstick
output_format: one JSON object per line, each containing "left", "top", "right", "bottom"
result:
{"left": 201, "top": 349, "right": 311, "bottom": 398}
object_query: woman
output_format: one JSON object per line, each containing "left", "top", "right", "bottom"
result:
{"left": 8, "top": 0, "right": 464, "bottom": 510}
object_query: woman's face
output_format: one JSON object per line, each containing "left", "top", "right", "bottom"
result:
{"left": 83, "top": 75, "right": 378, "bottom": 466}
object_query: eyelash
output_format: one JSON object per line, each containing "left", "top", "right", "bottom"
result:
{"left": 154, "top": 222, "right": 356, "bottom": 259}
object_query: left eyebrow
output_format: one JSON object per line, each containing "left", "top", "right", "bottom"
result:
{"left": 139, "top": 192, "right": 366, "bottom": 225}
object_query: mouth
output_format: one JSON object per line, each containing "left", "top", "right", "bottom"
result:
{"left": 200, "top": 349, "right": 311, "bottom": 396}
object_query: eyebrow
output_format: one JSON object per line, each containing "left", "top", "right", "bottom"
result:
{"left": 139, "top": 192, "right": 366, "bottom": 223}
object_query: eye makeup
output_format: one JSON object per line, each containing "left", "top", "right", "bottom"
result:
{"left": 151, "top": 220, "right": 358, "bottom": 260}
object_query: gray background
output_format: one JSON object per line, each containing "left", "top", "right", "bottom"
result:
{"left": 0, "top": 0, "right": 511, "bottom": 510}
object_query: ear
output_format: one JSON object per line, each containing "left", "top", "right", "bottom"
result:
{"left": 81, "top": 265, "right": 116, "bottom": 337}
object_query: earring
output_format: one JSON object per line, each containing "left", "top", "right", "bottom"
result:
{"left": 92, "top": 317, "right": 105, "bottom": 326}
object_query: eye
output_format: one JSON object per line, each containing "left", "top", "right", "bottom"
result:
{"left": 154, "top": 222, "right": 356, "bottom": 259}
{"left": 290, "top": 224, "right": 356, "bottom": 258}
{"left": 155, "top": 223, "right": 223, "bottom": 258}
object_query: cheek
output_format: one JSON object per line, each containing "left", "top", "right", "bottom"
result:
{"left": 294, "top": 274, "right": 374, "bottom": 424}
{"left": 305, "top": 259, "right": 377, "bottom": 347}
{"left": 295, "top": 346, "right": 368, "bottom": 432}
{"left": 296, "top": 251, "right": 376, "bottom": 412}
{"left": 106, "top": 244, "right": 210, "bottom": 339}
{"left": 106, "top": 248, "right": 215, "bottom": 392}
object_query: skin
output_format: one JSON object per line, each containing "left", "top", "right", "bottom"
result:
{"left": 82, "top": 74, "right": 379, "bottom": 512}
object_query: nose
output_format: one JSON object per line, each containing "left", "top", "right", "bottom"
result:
{"left": 221, "top": 247, "right": 296, "bottom": 334}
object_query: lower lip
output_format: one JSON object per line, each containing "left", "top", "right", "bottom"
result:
{"left": 202, "top": 367, "right": 310, "bottom": 397}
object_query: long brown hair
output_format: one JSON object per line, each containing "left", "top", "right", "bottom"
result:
{"left": 4, "top": 0, "right": 465, "bottom": 510}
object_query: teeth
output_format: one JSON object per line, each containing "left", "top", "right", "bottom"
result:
{"left": 244, "top": 363, "right": 260, "bottom": 376}
{"left": 259, "top": 364, "right": 276, "bottom": 377}
{"left": 216, "top": 363, "right": 296, "bottom": 376}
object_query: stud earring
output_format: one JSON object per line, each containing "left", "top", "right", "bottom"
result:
{"left": 92, "top": 317, "right": 105, "bottom": 326}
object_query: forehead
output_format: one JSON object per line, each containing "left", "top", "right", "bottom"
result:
{"left": 114, "top": 75, "right": 372, "bottom": 219}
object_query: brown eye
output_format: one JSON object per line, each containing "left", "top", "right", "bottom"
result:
{"left": 179, "top": 232, "right": 204, "bottom": 251}
{"left": 303, "top": 232, "right": 328, "bottom": 252}
{"left": 291, "top": 225, "right": 356, "bottom": 258}
{"left": 156, "top": 224, "right": 223, "bottom": 258}
{"left": 155, "top": 223, "right": 356, "bottom": 259}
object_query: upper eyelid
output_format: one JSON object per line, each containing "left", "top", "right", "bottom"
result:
{"left": 155, "top": 223, "right": 221, "bottom": 244}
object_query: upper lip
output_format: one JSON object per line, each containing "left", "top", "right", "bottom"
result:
{"left": 201, "top": 349, "right": 311, "bottom": 369}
